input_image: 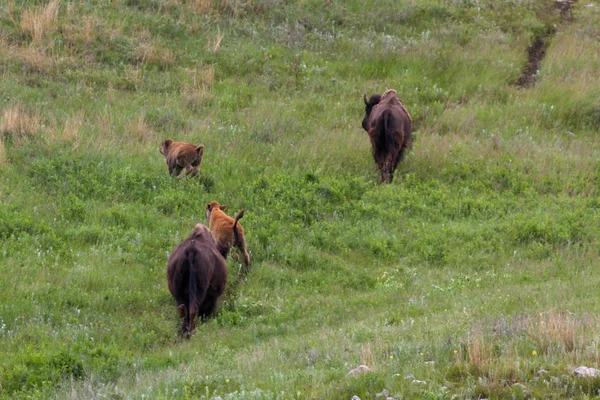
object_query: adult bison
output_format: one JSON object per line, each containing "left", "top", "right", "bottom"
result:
{"left": 167, "top": 224, "right": 227, "bottom": 338}
{"left": 362, "top": 89, "right": 412, "bottom": 184}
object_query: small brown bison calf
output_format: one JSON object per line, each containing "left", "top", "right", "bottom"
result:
{"left": 159, "top": 139, "right": 204, "bottom": 178}
{"left": 166, "top": 223, "right": 227, "bottom": 338}
{"left": 206, "top": 201, "right": 250, "bottom": 268}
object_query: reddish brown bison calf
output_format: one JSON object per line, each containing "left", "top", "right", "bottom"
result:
{"left": 166, "top": 224, "right": 227, "bottom": 338}
{"left": 206, "top": 201, "right": 250, "bottom": 268}
{"left": 159, "top": 139, "right": 204, "bottom": 178}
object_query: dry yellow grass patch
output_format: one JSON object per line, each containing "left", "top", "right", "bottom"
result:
{"left": 359, "top": 343, "right": 375, "bottom": 368}
{"left": 97, "top": 110, "right": 115, "bottom": 143}
{"left": 20, "top": 0, "right": 60, "bottom": 43}
{"left": 0, "top": 105, "right": 41, "bottom": 141}
{"left": 127, "top": 114, "right": 154, "bottom": 143}
{"left": 62, "top": 10, "right": 100, "bottom": 57}
{"left": 528, "top": 312, "right": 596, "bottom": 359}
{"left": 209, "top": 27, "right": 225, "bottom": 52}
{"left": 183, "top": 65, "right": 215, "bottom": 108}
{"left": 135, "top": 30, "right": 175, "bottom": 70}
{"left": 62, "top": 111, "right": 85, "bottom": 147}
{"left": 459, "top": 327, "right": 497, "bottom": 370}
{"left": 136, "top": 42, "right": 175, "bottom": 70}
{"left": 124, "top": 66, "right": 143, "bottom": 91}
{"left": 456, "top": 312, "right": 600, "bottom": 377}
{"left": 185, "top": 0, "right": 213, "bottom": 13}
{"left": 0, "top": 36, "right": 59, "bottom": 74}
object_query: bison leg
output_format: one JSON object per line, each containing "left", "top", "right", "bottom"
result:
{"left": 233, "top": 234, "right": 250, "bottom": 267}
{"left": 187, "top": 278, "right": 210, "bottom": 335}
{"left": 177, "top": 166, "right": 191, "bottom": 179}
{"left": 198, "top": 288, "right": 223, "bottom": 321}
{"left": 181, "top": 302, "right": 196, "bottom": 338}
{"left": 176, "top": 303, "right": 191, "bottom": 338}
{"left": 236, "top": 242, "right": 250, "bottom": 268}
{"left": 387, "top": 144, "right": 409, "bottom": 184}
{"left": 242, "top": 250, "right": 250, "bottom": 268}
{"left": 180, "top": 165, "right": 199, "bottom": 178}
{"left": 172, "top": 165, "right": 183, "bottom": 178}
{"left": 385, "top": 160, "right": 394, "bottom": 183}
{"left": 385, "top": 153, "right": 398, "bottom": 184}
{"left": 373, "top": 152, "right": 387, "bottom": 184}
{"left": 374, "top": 156, "right": 385, "bottom": 183}
{"left": 381, "top": 170, "right": 390, "bottom": 184}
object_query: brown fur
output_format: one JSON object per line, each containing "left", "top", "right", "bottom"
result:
{"left": 362, "top": 89, "right": 412, "bottom": 184}
{"left": 159, "top": 138, "right": 204, "bottom": 178}
{"left": 205, "top": 200, "right": 250, "bottom": 268}
{"left": 166, "top": 224, "right": 227, "bottom": 338}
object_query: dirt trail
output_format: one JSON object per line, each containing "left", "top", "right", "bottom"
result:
{"left": 516, "top": 0, "right": 577, "bottom": 88}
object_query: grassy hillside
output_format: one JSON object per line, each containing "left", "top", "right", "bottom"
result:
{"left": 1, "top": 0, "right": 600, "bottom": 398}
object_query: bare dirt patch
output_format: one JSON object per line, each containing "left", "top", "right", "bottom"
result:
{"left": 517, "top": 0, "right": 578, "bottom": 88}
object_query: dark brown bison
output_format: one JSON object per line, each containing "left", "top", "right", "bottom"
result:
{"left": 362, "top": 89, "right": 412, "bottom": 184}
{"left": 166, "top": 224, "right": 227, "bottom": 338}
{"left": 159, "top": 139, "right": 204, "bottom": 178}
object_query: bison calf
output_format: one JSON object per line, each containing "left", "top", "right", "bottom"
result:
{"left": 206, "top": 201, "right": 250, "bottom": 268}
{"left": 160, "top": 139, "right": 204, "bottom": 178}
{"left": 167, "top": 224, "right": 227, "bottom": 338}
{"left": 362, "top": 89, "right": 412, "bottom": 184}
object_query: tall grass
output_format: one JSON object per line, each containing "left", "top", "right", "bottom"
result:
{"left": 20, "top": 0, "right": 60, "bottom": 43}
{"left": 0, "top": 105, "right": 41, "bottom": 141}
{"left": 0, "top": 136, "right": 6, "bottom": 166}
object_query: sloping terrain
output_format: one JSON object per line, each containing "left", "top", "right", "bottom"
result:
{"left": 1, "top": 1, "right": 600, "bottom": 398}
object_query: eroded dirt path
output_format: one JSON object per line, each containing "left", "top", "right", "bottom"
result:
{"left": 516, "top": 0, "right": 578, "bottom": 88}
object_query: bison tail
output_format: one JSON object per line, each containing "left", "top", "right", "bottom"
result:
{"left": 374, "top": 110, "right": 389, "bottom": 152}
{"left": 385, "top": 111, "right": 402, "bottom": 155}
{"left": 233, "top": 209, "right": 245, "bottom": 225}
{"left": 184, "top": 249, "right": 200, "bottom": 338}
{"left": 233, "top": 210, "right": 245, "bottom": 244}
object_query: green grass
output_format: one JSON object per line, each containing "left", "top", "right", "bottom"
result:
{"left": 1, "top": 0, "right": 600, "bottom": 398}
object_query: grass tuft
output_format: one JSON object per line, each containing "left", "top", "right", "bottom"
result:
{"left": 0, "top": 104, "right": 41, "bottom": 141}
{"left": 135, "top": 31, "right": 176, "bottom": 70}
{"left": 0, "top": 136, "right": 5, "bottom": 166}
{"left": 127, "top": 114, "right": 155, "bottom": 144}
{"left": 464, "top": 328, "right": 495, "bottom": 371}
{"left": 183, "top": 66, "right": 215, "bottom": 109}
{"left": 186, "top": 0, "right": 213, "bottom": 13}
{"left": 528, "top": 312, "right": 594, "bottom": 357}
{"left": 20, "top": 0, "right": 60, "bottom": 43}
{"left": 61, "top": 111, "right": 85, "bottom": 147}
{"left": 209, "top": 27, "right": 225, "bottom": 52}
